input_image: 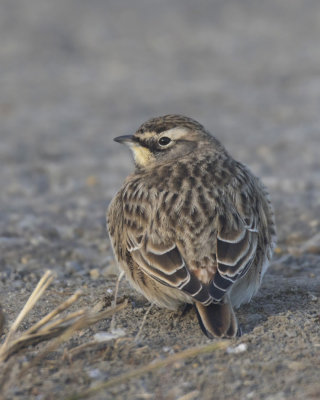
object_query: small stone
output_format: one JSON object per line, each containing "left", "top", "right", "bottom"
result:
{"left": 86, "top": 175, "right": 98, "bottom": 187}
{"left": 21, "top": 255, "right": 31, "bottom": 265}
{"left": 87, "top": 369, "right": 103, "bottom": 379}
{"left": 287, "top": 361, "right": 305, "bottom": 371}
{"left": 309, "top": 220, "right": 319, "bottom": 228}
{"left": 226, "top": 343, "right": 247, "bottom": 354}
{"left": 285, "top": 329, "right": 297, "bottom": 338}
{"left": 308, "top": 292, "right": 318, "bottom": 302}
{"left": 90, "top": 268, "right": 100, "bottom": 280}
{"left": 94, "top": 329, "right": 125, "bottom": 342}
{"left": 173, "top": 361, "right": 184, "bottom": 369}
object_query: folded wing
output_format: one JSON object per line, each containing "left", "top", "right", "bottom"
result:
{"left": 125, "top": 209, "right": 258, "bottom": 306}
{"left": 127, "top": 231, "right": 212, "bottom": 305}
{"left": 209, "top": 213, "right": 258, "bottom": 302}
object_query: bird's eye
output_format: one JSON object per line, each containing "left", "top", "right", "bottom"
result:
{"left": 158, "top": 136, "right": 171, "bottom": 146}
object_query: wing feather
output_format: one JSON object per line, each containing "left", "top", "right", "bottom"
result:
{"left": 116, "top": 180, "right": 260, "bottom": 307}
{"left": 209, "top": 213, "right": 258, "bottom": 302}
{"left": 127, "top": 232, "right": 212, "bottom": 304}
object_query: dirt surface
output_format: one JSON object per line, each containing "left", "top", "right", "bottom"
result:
{"left": 0, "top": 0, "right": 320, "bottom": 399}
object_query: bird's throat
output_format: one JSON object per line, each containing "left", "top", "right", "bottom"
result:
{"left": 131, "top": 145, "right": 154, "bottom": 167}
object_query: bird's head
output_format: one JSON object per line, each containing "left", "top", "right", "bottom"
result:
{"left": 113, "top": 114, "right": 223, "bottom": 169}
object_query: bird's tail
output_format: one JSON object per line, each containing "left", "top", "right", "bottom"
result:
{"left": 194, "top": 301, "right": 239, "bottom": 338}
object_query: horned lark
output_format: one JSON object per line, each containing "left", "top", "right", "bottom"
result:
{"left": 107, "top": 115, "right": 276, "bottom": 338}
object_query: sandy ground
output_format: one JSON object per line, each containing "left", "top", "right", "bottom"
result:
{"left": 0, "top": 0, "right": 320, "bottom": 399}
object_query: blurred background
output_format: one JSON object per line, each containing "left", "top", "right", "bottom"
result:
{"left": 1, "top": 0, "right": 319, "bottom": 202}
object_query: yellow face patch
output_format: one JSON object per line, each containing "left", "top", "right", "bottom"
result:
{"left": 131, "top": 144, "right": 154, "bottom": 167}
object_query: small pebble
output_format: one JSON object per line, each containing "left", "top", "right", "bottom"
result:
{"left": 21, "top": 255, "right": 31, "bottom": 265}
{"left": 287, "top": 361, "right": 305, "bottom": 371}
{"left": 86, "top": 175, "right": 98, "bottom": 187}
{"left": 308, "top": 292, "right": 318, "bottom": 302}
{"left": 274, "top": 247, "right": 283, "bottom": 254}
{"left": 87, "top": 369, "right": 103, "bottom": 379}
{"left": 226, "top": 343, "right": 247, "bottom": 354}
{"left": 90, "top": 268, "right": 100, "bottom": 280}
{"left": 94, "top": 329, "right": 125, "bottom": 342}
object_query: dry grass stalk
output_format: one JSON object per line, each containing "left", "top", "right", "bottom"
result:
{"left": 68, "top": 340, "right": 229, "bottom": 400}
{"left": 18, "top": 300, "right": 128, "bottom": 378}
{"left": 0, "top": 270, "right": 127, "bottom": 366}
{"left": 110, "top": 270, "right": 124, "bottom": 331}
{"left": 0, "top": 270, "right": 55, "bottom": 357}
{"left": 24, "top": 290, "right": 83, "bottom": 336}
{"left": 134, "top": 303, "right": 153, "bottom": 342}
{"left": 0, "top": 271, "right": 55, "bottom": 360}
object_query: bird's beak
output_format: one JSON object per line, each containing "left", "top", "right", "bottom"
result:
{"left": 113, "top": 135, "right": 134, "bottom": 145}
{"left": 113, "top": 134, "right": 151, "bottom": 167}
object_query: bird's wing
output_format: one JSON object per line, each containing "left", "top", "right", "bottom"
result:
{"left": 126, "top": 206, "right": 258, "bottom": 306}
{"left": 209, "top": 212, "right": 258, "bottom": 302}
{"left": 127, "top": 229, "right": 212, "bottom": 305}
{"left": 118, "top": 179, "right": 258, "bottom": 306}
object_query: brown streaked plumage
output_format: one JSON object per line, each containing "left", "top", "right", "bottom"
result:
{"left": 107, "top": 115, "right": 276, "bottom": 338}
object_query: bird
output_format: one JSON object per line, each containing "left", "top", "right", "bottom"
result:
{"left": 107, "top": 114, "right": 276, "bottom": 338}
